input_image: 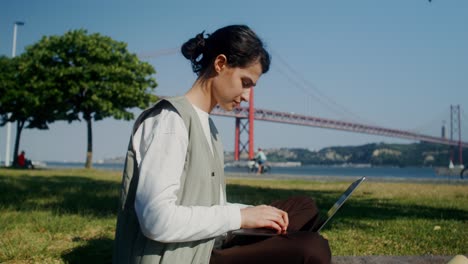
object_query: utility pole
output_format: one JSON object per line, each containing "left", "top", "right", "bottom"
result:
{"left": 4, "top": 21, "right": 24, "bottom": 167}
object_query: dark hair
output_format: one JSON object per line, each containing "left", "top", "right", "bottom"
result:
{"left": 181, "top": 25, "right": 270, "bottom": 77}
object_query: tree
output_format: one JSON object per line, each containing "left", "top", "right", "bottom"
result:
{"left": 20, "top": 29, "right": 158, "bottom": 168}
{"left": 1, "top": 55, "right": 63, "bottom": 167}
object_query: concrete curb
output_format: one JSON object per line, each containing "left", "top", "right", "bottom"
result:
{"left": 332, "top": 255, "right": 457, "bottom": 264}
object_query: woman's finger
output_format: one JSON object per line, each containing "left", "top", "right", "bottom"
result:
{"left": 269, "top": 207, "right": 288, "bottom": 230}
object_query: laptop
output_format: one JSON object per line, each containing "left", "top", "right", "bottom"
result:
{"left": 231, "top": 176, "right": 366, "bottom": 236}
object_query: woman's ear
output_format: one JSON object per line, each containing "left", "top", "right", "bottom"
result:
{"left": 214, "top": 54, "right": 227, "bottom": 73}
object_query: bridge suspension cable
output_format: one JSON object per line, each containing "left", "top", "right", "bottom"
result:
{"left": 271, "top": 50, "right": 376, "bottom": 125}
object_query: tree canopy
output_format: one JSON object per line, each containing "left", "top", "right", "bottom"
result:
{"left": 11, "top": 29, "right": 158, "bottom": 168}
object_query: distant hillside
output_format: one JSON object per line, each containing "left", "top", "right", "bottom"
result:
{"left": 253, "top": 142, "right": 466, "bottom": 167}
{"left": 105, "top": 142, "right": 465, "bottom": 167}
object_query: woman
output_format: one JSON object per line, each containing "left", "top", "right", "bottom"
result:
{"left": 113, "top": 25, "right": 330, "bottom": 264}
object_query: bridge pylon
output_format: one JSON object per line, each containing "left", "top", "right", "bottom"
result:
{"left": 450, "top": 105, "right": 463, "bottom": 167}
{"left": 234, "top": 89, "right": 255, "bottom": 161}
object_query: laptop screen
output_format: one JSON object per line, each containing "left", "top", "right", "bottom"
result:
{"left": 315, "top": 176, "right": 366, "bottom": 232}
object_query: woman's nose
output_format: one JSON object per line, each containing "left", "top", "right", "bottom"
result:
{"left": 241, "top": 88, "right": 251, "bottom": 102}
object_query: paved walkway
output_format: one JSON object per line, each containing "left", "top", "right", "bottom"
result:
{"left": 332, "top": 255, "right": 456, "bottom": 264}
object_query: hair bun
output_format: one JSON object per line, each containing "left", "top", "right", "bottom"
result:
{"left": 181, "top": 31, "right": 206, "bottom": 62}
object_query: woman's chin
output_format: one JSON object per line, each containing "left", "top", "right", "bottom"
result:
{"left": 219, "top": 104, "right": 234, "bottom": 112}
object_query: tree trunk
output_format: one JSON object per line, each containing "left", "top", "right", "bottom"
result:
{"left": 12, "top": 120, "right": 25, "bottom": 167}
{"left": 85, "top": 116, "right": 93, "bottom": 169}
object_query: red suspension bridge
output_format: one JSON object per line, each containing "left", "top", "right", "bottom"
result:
{"left": 208, "top": 90, "right": 467, "bottom": 163}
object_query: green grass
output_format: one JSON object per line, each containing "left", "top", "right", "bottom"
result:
{"left": 0, "top": 169, "right": 466, "bottom": 263}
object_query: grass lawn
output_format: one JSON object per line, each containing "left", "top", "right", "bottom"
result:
{"left": 0, "top": 168, "right": 466, "bottom": 263}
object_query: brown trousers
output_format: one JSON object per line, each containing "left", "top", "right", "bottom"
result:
{"left": 210, "top": 196, "right": 331, "bottom": 264}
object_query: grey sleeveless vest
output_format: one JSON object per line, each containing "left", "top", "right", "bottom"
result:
{"left": 113, "top": 96, "right": 226, "bottom": 264}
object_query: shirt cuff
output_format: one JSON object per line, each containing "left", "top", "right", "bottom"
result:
{"left": 227, "top": 205, "right": 243, "bottom": 230}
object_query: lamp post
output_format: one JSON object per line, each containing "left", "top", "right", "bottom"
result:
{"left": 4, "top": 21, "right": 24, "bottom": 167}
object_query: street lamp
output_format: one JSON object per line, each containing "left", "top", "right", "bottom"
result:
{"left": 4, "top": 21, "right": 24, "bottom": 167}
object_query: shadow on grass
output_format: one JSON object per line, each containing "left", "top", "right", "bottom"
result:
{"left": 0, "top": 175, "right": 120, "bottom": 217}
{"left": 227, "top": 184, "right": 468, "bottom": 223}
{"left": 61, "top": 237, "right": 113, "bottom": 264}
{"left": 0, "top": 174, "right": 466, "bottom": 223}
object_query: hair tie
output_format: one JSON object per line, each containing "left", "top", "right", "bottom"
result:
{"left": 195, "top": 31, "right": 206, "bottom": 50}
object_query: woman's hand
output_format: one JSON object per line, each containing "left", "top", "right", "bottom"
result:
{"left": 240, "top": 205, "right": 289, "bottom": 233}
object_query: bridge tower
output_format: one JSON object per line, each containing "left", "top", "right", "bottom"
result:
{"left": 450, "top": 105, "right": 463, "bottom": 166}
{"left": 234, "top": 89, "right": 255, "bottom": 161}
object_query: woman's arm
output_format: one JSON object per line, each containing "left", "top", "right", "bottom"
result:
{"left": 133, "top": 109, "right": 241, "bottom": 243}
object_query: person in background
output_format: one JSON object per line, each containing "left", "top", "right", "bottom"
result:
{"left": 16, "top": 150, "right": 33, "bottom": 169}
{"left": 113, "top": 24, "right": 330, "bottom": 264}
{"left": 17, "top": 151, "right": 26, "bottom": 168}
{"left": 255, "top": 148, "right": 267, "bottom": 174}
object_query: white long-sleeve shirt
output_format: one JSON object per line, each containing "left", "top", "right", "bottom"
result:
{"left": 133, "top": 104, "right": 248, "bottom": 243}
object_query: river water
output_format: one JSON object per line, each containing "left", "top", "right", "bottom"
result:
{"left": 44, "top": 161, "right": 464, "bottom": 181}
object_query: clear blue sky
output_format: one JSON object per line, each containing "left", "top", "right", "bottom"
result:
{"left": 1, "top": 0, "right": 467, "bottom": 162}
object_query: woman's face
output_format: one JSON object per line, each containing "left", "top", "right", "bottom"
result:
{"left": 212, "top": 58, "right": 263, "bottom": 111}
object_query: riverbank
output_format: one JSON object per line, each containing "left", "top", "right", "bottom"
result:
{"left": 226, "top": 172, "right": 468, "bottom": 185}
